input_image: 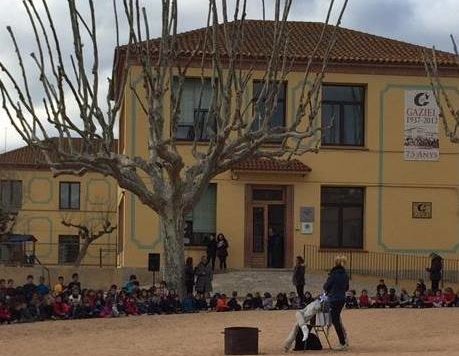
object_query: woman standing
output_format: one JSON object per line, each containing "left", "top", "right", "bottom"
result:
{"left": 184, "top": 257, "right": 195, "bottom": 295}
{"left": 216, "top": 233, "right": 229, "bottom": 271}
{"left": 206, "top": 235, "right": 218, "bottom": 271}
{"left": 292, "top": 256, "right": 306, "bottom": 303}
{"left": 195, "top": 256, "right": 213, "bottom": 295}
{"left": 323, "top": 255, "right": 349, "bottom": 351}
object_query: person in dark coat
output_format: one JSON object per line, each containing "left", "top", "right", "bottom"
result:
{"left": 268, "top": 227, "right": 284, "bottom": 268}
{"left": 216, "top": 233, "right": 229, "bottom": 271}
{"left": 184, "top": 257, "right": 195, "bottom": 295}
{"left": 195, "top": 256, "right": 213, "bottom": 295}
{"left": 426, "top": 253, "right": 443, "bottom": 292}
{"left": 323, "top": 255, "right": 349, "bottom": 351}
{"left": 292, "top": 256, "right": 306, "bottom": 303}
{"left": 206, "top": 235, "right": 218, "bottom": 271}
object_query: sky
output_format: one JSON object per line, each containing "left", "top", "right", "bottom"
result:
{"left": 0, "top": 0, "right": 458, "bottom": 152}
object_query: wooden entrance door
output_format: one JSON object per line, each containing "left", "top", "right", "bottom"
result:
{"left": 245, "top": 185, "right": 293, "bottom": 268}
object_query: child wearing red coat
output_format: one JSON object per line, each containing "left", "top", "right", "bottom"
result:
{"left": 358, "top": 289, "right": 371, "bottom": 308}
{"left": 53, "top": 295, "right": 70, "bottom": 319}
{"left": 216, "top": 294, "right": 230, "bottom": 312}
{"left": 443, "top": 288, "right": 456, "bottom": 307}
{"left": 124, "top": 296, "right": 140, "bottom": 316}
{"left": 0, "top": 300, "right": 11, "bottom": 324}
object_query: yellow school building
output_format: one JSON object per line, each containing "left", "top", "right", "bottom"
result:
{"left": 2, "top": 21, "right": 459, "bottom": 271}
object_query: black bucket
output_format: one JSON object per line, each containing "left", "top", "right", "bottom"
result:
{"left": 224, "top": 327, "right": 259, "bottom": 355}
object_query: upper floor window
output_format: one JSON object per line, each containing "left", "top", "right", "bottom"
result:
{"left": 320, "top": 187, "right": 364, "bottom": 249}
{"left": 253, "top": 81, "right": 286, "bottom": 132}
{"left": 175, "top": 78, "right": 215, "bottom": 141}
{"left": 322, "top": 85, "right": 364, "bottom": 146}
{"left": 184, "top": 184, "right": 217, "bottom": 246}
{"left": 0, "top": 180, "right": 22, "bottom": 210}
{"left": 60, "top": 182, "right": 80, "bottom": 210}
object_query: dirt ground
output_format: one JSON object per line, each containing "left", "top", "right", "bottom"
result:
{"left": 0, "top": 308, "right": 458, "bottom": 356}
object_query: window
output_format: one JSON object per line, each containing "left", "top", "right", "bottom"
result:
{"left": 59, "top": 182, "right": 80, "bottom": 210}
{"left": 175, "top": 78, "right": 215, "bottom": 141}
{"left": 184, "top": 184, "right": 217, "bottom": 246}
{"left": 253, "top": 81, "right": 286, "bottom": 132}
{"left": 320, "top": 187, "right": 364, "bottom": 249}
{"left": 0, "top": 180, "right": 22, "bottom": 210}
{"left": 322, "top": 85, "right": 364, "bottom": 146}
{"left": 58, "top": 235, "right": 80, "bottom": 264}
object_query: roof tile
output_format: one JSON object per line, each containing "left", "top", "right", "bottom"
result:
{"left": 232, "top": 158, "right": 311, "bottom": 173}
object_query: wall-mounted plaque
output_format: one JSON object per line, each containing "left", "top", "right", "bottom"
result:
{"left": 412, "top": 202, "right": 432, "bottom": 219}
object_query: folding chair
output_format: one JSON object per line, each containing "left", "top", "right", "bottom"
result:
{"left": 310, "top": 310, "right": 332, "bottom": 349}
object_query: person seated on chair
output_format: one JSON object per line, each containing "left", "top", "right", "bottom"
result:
{"left": 283, "top": 294, "right": 327, "bottom": 352}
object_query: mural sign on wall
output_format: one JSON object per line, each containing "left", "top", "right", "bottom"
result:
{"left": 300, "top": 207, "right": 314, "bottom": 234}
{"left": 404, "top": 90, "right": 439, "bottom": 161}
{"left": 412, "top": 202, "right": 432, "bottom": 219}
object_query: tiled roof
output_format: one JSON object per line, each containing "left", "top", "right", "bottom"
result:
{"left": 232, "top": 158, "right": 311, "bottom": 173}
{"left": 0, "top": 138, "right": 118, "bottom": 168}
{"left": 119, "top": 20, "right": 457, "bottom": 66}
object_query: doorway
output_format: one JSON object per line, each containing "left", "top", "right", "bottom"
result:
{"left": 245, "top": 185, "right": 293, "bottom": 268}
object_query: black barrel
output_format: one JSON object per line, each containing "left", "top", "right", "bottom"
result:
{"left": 224, "top": 327, "right": 259, "bottom": 355}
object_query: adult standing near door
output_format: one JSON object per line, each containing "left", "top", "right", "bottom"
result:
{"left": 426, "top": 253, "right": 443, "bottom": 292}
{"left": 216, "top": 233, "right": 229, "bottom": 271}
{"left": 292, "top": 256, "right": 306, "bottom": 302}
{"left": 195, "top": 256, "right": 213, "bottom": 295}
{"left": 268, "top": 227, "right": 283, "bottom": 268}
{"left": 184, "top": 257, "right": 195, "bottom": 295}
{"left": 206, "top": 235, "right": 218, "bottom": 271}
{"left": 323, "top": 255, "right": 349, "bottom": 351}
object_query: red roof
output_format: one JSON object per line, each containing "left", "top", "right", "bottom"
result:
{"left": 0, "top": 138, "right": 118, "bottom": 169}
{"left": 232, "top": 158, "right": 311, "bottom": 173}
{"left": 117, "top": 20, "right": 457, "bottom": 66}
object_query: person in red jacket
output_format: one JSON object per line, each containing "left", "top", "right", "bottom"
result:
{"left": 124, "top": 295, "right": 139, "bottom": 316}
{"left": 358, "top": 289, "right": 371, "bottom": 308}
{"left": 53, "top": 295, "right": 70, "bottom": 319}
{"left": 0, "top": 300, "right": 11, "bottom": 324}
{"left": 443, "top": 287, "right": 456, "bottom": 307}
{"left": 216, "top": 294, "right": 230, "bottom": 312}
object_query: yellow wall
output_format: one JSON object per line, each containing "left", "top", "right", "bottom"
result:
{"left": 0, "top": 169, "right": 117, "bottom": 266}
{"left": 118, "top": 67, "right": 459, "bottom": 269}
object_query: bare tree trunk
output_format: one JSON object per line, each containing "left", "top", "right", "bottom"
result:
{"left": 161, "top": 207, "right": 185, "bottom": 298}
{"left": 74, "top": 240, "right": 90, "bottom": 267}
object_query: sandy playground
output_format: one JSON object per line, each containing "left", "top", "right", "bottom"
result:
{"left": 0, "top": 308, "right": 458, "bottom": 356}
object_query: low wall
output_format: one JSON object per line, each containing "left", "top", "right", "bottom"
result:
{"left": 0, "top": 266, "right": 160, "bottom": 290}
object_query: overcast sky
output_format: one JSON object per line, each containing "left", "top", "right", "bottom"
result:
{"left": 0, "top": 0, "right": 458, "bottom": 152}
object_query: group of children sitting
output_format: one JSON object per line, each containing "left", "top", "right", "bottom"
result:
{"left": 345, "top": 279, "right": 459, "bottom": 309}
{"left": 2, "top": 274, "right": 458, "bottom": 324}
{"left": 0, "top": 273, "right": 314, "bottom": 324}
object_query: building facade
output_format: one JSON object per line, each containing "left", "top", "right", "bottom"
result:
{"left": 114, "top": 21, "right": 459, "bottom": 270}
{"left": 0, "top": 142, "right": 118, "bottom": 266}
{"left": 2, "top": 21, "right": 459, "bottom": 271}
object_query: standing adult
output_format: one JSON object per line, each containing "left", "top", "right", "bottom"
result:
{"left": 216, "top": 233, "right": 229, "bottom": 271}
{"left": 184, "top": 257, "right": 195, "bottom": 294}
{"left": 206, "top": 235, "right": 218, "bottom": 271}
{"left": 323, "top": 255, "right": 349, "bottom": 351}
{"left": 426, "top": 253, "right": 443, "bottom": 292}
{"left": 292, "top": 256, "right": 306, "bottom": 302}
{"left": 195, "top": 256, "right": 213, "bottom": 295}
{"left": 268, "top": 227, "right": 283, "bottom": 268}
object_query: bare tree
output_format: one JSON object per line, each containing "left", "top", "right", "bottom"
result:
{"left": 424, "top": 36, "right": 459, "bottom": 143}
{"left": 0, "top": 207, "right": 17, "bottom": 237}
{"left": 61, "top": 208, "right": 117, "bottom": 266}
{"left": 0, "top": 0, "right": 346, "bottom": 295}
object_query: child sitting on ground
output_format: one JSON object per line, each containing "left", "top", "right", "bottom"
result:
{"left": 288, "top": 292, "right": 301, "bottom": 310}
{"left": 411, "top": 290, "right": 424, "bottom": 308}
{"left": 0, "top": 300, "right": 11, "bottom": 324}
{"left": 345, "top": 290, "right": 359, "bottom": 309}
{"left": 275, "top": 293, "right": 289, "bottom": 310}
{"left": 228, "top": 291, "right": 241, "bottom": 311}
{"left": 443, "top": 288, "right": 456, "bottom": 307}
{"left": 182, "top": 293, "right": 197, "bottom": 313}
{"left": 209, "top": 293, "right": 220, "bottom": 311}
{"left": 432, "top": 289, "right": 444, "bottom": 308}
{"left": 216, "top": 294, "right": 230, "bottom": 312}
{"left": 303, "top": 291, "right": 314, "bottom": 306}
{"left": 387, "top": 288, "right": 399, "bottom": 308}
{"left": 423, "top": 290, "right": 434, "bottom": 308}
{"left": 373, "top": 289, "right": 388, "bottom": 308}
{"left": 376, "top": 279, "right": 388, "bottom": 295}
{"left": 262, "top": 292, "right": 275, "bottom": 310}
{"left": 52, "top": 295, "right": 70, "bottom": 319}
{"left": 358, "top": 289, "right": 371, "bottom": 308}
{"left": 243, "top": 293, "right": 254, "bottom": 310}
{"left": 252, "top": 292, "right": 263, "bottom": 310}
{"left": 195, "top": 293, "right": 208, "bottom": 311}
{"left": 399, "top": 289, "right": 411, "bottom": 307}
